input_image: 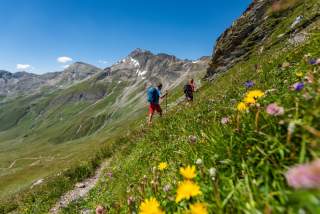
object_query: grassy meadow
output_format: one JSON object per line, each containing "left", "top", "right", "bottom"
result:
{"left": 61, "top": 6, "right": 320, "bottom": 213}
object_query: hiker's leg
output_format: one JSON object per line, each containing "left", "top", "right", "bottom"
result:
{"left": 148, "top": 112, "right": 154, "bottom": 124}
{"left": 148, "top": 104, "right": 155, "bottom": 124}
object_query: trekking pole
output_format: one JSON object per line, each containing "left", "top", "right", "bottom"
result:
{"left": 165, "top": 90, "right": 168, "bottom": 114}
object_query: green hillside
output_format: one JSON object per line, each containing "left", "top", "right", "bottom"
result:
{"left": 56, "top": 1, "right": 320, "bottom": 213}
{"left": 1, "top": 0, "right": 320, "bottom": 213}
{"left": 0, "top": 58, "right": 207, "bottom": 202}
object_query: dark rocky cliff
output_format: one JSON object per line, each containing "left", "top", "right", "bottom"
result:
{"left": 205, "top": 0, "right": 319, "bottom": 79}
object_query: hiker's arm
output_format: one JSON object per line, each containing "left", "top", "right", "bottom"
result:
{"left": 160, "top": 91, "right": 168, "bottom": 99}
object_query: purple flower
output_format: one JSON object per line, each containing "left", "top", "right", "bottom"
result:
{"left": 221, "top": 117, "right": 230, "bottom": 124}
{"left": 266, "top": 103, "right": 284, "bottom": 116}
{"left": 285, "top": 159, "right": 320, "bottom": 189}
{"left": 309, "top": 59, "right": 317, "bottom": 65}
{"left": 309, "top": 58, "right": 320, "bottom": 65}
{"left": 244, "top": 81, "right": 255, "bottom": 88}
{"left": 292, "top": 82, "right": 304, "bottom": 91}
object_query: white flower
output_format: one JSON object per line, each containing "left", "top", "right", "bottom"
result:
{"left": 219, "top": 159, "right": 232, "bottom": 165}
{"left": 195, "top": 159, "right": 203, "bottom": 165}
{"left": 288, "top": 122, "right": 296, "bottom": 134}
{"left": 209, "top": 167, "right": 217, "bottom": 177}
{"left": 163, "top": 184, "right": 171, "bottom": 192}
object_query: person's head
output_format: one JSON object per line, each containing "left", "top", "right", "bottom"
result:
{"left": 157, "top": 83, "right": 163, "bottom": 90}
{"left": 189, "top": 79, "right": 194, "bottom": 84}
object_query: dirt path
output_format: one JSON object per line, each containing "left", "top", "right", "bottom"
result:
{"left": 50, "top": 159, "right": 110, "bottom": 214}
{"left": 0, "top": 154, "right": 73, "bottom": 170}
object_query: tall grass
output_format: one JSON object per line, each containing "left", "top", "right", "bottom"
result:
{"left": 62, "top": 15, "right": 320, "bottom": 213}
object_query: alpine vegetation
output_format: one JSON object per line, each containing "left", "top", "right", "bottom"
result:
{"left": 1, "top": 0, "right": 320, "bottom": 213}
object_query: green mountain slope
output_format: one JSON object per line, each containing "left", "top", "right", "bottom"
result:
{"left": 1, "top": 0, "right": 319, "bottom": 213}
{"left": 54, "top": 0, "right": 320, "bottom": 213}
{"left": 0, "top": 52, "right": 208, "bottom": 200}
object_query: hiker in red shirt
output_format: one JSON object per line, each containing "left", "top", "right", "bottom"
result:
{"left": 184, "top": 79, "right": 196, "bottom": 102}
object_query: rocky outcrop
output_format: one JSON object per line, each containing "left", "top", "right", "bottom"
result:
{"left": 205, "top": 0, "right": 310, "bottom": 79}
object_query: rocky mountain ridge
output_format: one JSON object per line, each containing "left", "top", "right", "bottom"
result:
{"left": 206, "top": 0, "right": 320, "bottom": 79}
{"left": 0, "top": 49, "right": 209, "bottom": 98}
{"left": 0, "top": 62, "right": 102, "bottom": 97}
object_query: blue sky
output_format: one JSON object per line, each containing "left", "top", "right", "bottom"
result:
{"left": 0, "top": 0, "right": 251, "bottom": 74}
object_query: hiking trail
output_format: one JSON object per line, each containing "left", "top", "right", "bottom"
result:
{"left": 49, "top": 159, "right": 110, "bottom": 214}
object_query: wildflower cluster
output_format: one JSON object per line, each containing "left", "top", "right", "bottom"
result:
{"left": 135, "top": 164, "right": 209, "bottom": 213}
{"left": 236, "top": 89, "right": 264, "bottom": 112}
{"left": 91, "top": 50, "right": 320, "bottom": 213}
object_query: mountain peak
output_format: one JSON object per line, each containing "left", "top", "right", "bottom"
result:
{"left": 0, "top": 70, "right": 12, "bottom": 79}
{"left": 129, "top": 48, "right": 153, "bottom": 58}
{"left": 64, "top": 62, "right": 101, "bottom": 72}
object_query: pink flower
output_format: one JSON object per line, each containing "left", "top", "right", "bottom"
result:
{"left": 266, "top": 103, "right": 284, "bottom": 116}
{"left": 188, "top": 135, "right": 197, "bottom": 144}
{"left": 127, "top": 196, "right": 135, "bottom": 206}
{"left": 106, "top": 172, "right": 113, "bottom": 178}
{"left": 285, "top": 159, "right": 320, "bottom": 189}
{"left": 96, "top": 205, "right": 106, "bottom": 214}
{"left": 221, "top": 117, "right": 230, "bottom": 124}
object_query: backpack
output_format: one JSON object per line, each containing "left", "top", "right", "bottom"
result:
{"left": 184, "top": 84, "right": 193, "bottom": 96}
{"left": 147, "top": 87, "right": 158, "bottom": 103}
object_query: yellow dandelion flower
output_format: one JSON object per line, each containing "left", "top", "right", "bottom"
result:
{"left": 139, "top": 197, "right": 165, "bottom": 214}
{"left": 189, "top": 202, "right": 208, "bottom": 214}
{"left": 295, "top": 71, "right": 303, "bottom": 77}
{"left": 246, "top": 90, "right": 264, "bottom": 99}
{"left": 175, "top": 180, "right": 202, "bottom": 203}
{"left": 237, "top": 102, "right": 248, "bottom": 111}
{"left": 180, "top": 165, "right": 196, "bottom": 179}
{"left": 243, "top": 96, "right": 256, "bottom": 105}
{"left": 158, "top": 162, "right": 168, "bottom": 171}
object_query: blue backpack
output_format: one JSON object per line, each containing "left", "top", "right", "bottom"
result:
{"left": 147, "top": 87, "right": 158, "bottom": 103}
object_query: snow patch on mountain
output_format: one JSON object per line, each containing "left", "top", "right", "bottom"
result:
{"left": 128, "top": 57, "right": 140, "bottom": 67}
{"left": 137, "top": 69, "right": 148, "bottom": 77}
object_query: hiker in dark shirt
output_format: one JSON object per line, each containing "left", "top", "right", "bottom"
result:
{"left": 184, "top": 79, "right": 196, "bottom": 102}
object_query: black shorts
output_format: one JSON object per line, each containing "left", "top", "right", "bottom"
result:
{"left": 186, "top": 94, "right": 193, "bottom": 101}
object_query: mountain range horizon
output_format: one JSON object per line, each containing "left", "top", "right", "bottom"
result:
{"left": 1, "top": 48, "right": 210, "bottom": 76}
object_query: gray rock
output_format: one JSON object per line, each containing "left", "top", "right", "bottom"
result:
{"left": 289, "top": 32, "right": 307, "bottom": 45}
{"left": 75, "top": 183, "right": 86, "bottom": 188}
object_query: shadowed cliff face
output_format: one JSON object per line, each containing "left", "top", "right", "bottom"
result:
{"left": 205, "top": 0, "right": 318, "bottom": 79}
{"left": 206, "top": 0, "right": 275, "bottom": 78}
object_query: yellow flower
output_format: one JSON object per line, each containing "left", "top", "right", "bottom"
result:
{"left": 180, "top": 165, "right": 196, "bottom": 179}
{"left": 189, "top": 202, "right": 208, "bottom": 214}
{"left": 139, "top": 197, "right": 165, "bottom": 214}
{"left": 237, "top": 102, "right": 248, "bottom": 111}
{"left": 246, "top": 90, "right": 264, "bottom": 99}
{"left": 295, "top": 71, "right": 303, "bottom": 77}
{"left": 243, "top": 96, "right": 256, "bottom": 105}
{"left": 158, "top": 162, "right": 168, "bottom": 171}
{"left": 176, "top": 180, "right": 202, "bottom": 203}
